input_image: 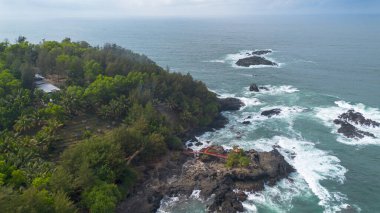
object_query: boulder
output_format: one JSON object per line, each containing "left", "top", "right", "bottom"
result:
{"left": 261, "top": 108, "right": 281, "bottom": 117}
{"left": 236, "top": 191, "right": 248, "bottom": 202}
{"left": 249, "top": 83, "right": 259, "bottom": 92}
{"left": 219, "top": 98, "right": 245, "bottom": 111}
{"left": 242, "top": 121, "right": 251, "bottom": 125}
{"left": 236, "top": 56, "right": 277, "bottom": 67}
{"left": 195, "top": 142, "right": 204, "bottom": 146}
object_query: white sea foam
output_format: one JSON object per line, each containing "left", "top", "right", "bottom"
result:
{"left": 203, "top": 59, "right": 225, "bottom": 63}
{"left": 157, "top": 190, "right": 209, "bottom": 213}
{"left": 196, "top": 107, "right": 349, "bottom": 212}
{"left": 189, "top": 190, "right": 202, "bottom": 200}
{"left": 315, "top": 100, "right": 380, "bottom": 146}
{"left": 208, "top": 50, "right": 282, "bottom": 69}
{"left": 250, "top": 85, "right": 299, "bottom": 95}
{"left": 216, "top": 92, "right": 264, "bottom": 109}
{"left": 241, "top": 136, "right": 348, "bottom": 213}
{"left": 187, "top": 101, "right": 352, "bottom": 212}
{"left": 239, "top": 97, "right": 263, "bottom": 108}
{"left": 242, "top": 173, "right": 310, "bottom": 213}
{"left": 157, "top": 196, "right": 180, "bottom": 213}
{"left": 239, "top": 106, "right": 305, "bottom": 123}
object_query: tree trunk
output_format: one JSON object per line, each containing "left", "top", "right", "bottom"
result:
{"left": 126, "top": 147, "right": 145, "bottom": 166}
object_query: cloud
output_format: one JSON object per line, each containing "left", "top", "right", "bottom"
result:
{"left": 0, "top": 0, "right": 379, "bottom": 19}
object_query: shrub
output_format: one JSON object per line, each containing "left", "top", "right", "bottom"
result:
{"left": 225, "top": 147, "right": 251, "bottom": 168}
{"left": 166, "top": 135, "right": 183, "bottom": 150}
{"left": 83, "top": 183, "right": 121, "bottom": 213}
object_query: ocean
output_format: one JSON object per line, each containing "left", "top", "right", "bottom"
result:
{"left": 1, "top": 14, "right": 380, "bottom": 213}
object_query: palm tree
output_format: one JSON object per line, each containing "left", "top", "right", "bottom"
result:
{"left": 14, "top": 115, "right": 34, "bottom": 133}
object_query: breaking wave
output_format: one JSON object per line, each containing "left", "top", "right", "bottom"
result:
{"left": 315, "top": 100, "right": 380, "bottom": 146}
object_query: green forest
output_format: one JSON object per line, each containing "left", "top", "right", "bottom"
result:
{"left": 0, "top": 37, "right": 220, "bottom": 212}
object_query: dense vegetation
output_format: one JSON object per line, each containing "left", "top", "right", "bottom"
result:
{"left": 226, "top": 146, "right": 251, "bottom": 168}
{"left": 0, "top": 37, "right": 220, "bottom": 212}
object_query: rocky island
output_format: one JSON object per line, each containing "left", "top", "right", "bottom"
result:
{"left": 236, "top": 56, "right": 277, "bottom": 67}
{"left": 236, "top": 50, "right": 278, "bottom": 68}
{"left": 334, "top": 109, "right": 379, "bottom": 139}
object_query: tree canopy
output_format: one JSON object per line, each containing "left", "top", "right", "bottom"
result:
{"left": 0, "top": 38, "right": 220, "bottom": 212}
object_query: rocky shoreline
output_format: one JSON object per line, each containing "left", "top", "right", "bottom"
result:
{"left": 117, "top": 97, "right": 295, "bottom": 213}
{"left": 235, "top": 50, "right": 278, "bottom": 68}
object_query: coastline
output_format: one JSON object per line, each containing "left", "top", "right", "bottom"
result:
{"left": 117, "top": 97, "right": 295, "bottom": 213}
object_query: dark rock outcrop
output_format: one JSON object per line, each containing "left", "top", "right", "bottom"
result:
{"left": 236, "top": 56, "right": 277, "bottom": 67}
{"left": 195, "top": 141, "right": 204, "bottom": 146}
{"left": 249, "top": 83, "right": 259, "bottom": 92}
{"left": 242, "top": 121, "right": 251, "bottom": 125}
{"left": 333, "top": 110, "right": 378, "bottom": 139}
{"left": 261, "top": 109, "right": 282, "bottom": 118}
{"left": 252, "top": 50, "right": 272, "bottom": 55}
{"left": 167, "top": 146, "right": 294, "bottom": 213}
{"left": 219, "top": 98, "right": 245, "bottom": 111}
{"left": 117, "top": 152, "right": 189, "bottom": 213}
{"left": 258, "top": 86, "right": 269, "bottom": 91}
{"left": 334, "top": 119, "right": 376, "bottom": 139}
{"left": 338, "top": 110, "right": 380, "bottom": 127}
{"left": 117, "top": 146, "right": 295, "bottom": 213}
{"left": 236, "top": 191, "right": 248, "bottom": 202}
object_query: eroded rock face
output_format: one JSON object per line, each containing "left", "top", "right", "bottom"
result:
{"left": 334, "top": 119, "right": 376, "bottom": 139}
{"left": 168, "top": 146, "right": 294, "bottom": 213}
{"left": 117, "top": 146, "right": 294, "bottom": 213}
{"left": 249, "top": 84, "right": 269, "bottom": 92}
{"left": 261, "top": 108, "right": 282, "bottom": 117}
{"left": 333, "top": 110, "right": 378, "bottom": 139}
{"left": 236, "top": 56, "right": 277, "bottom": 67}
{"left": 219, "top": 98, "right": 245, "bottom": 111}
{"left": 338, "top": 110, "right": 380, "bottom": 127}
{"left": 252, "top": 50, "right": 272, "bottom": 55}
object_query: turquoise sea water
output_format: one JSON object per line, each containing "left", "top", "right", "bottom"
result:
{"left": 1, "top": 15, "right": 380, "bottom": 212}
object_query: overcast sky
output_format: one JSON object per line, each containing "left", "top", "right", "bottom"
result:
{"left": 0, "top": 0, "right": 379, "bottom": 19}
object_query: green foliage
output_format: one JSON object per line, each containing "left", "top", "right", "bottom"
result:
{"left": 97, "top": 95, "right": 128, "bottom": 120}
{"left": 12, "top": 188, "right": 54, "bottom": 213}
{"left": 32, "top": 176, "right": 50, "bottom": 189}
{"left": 35, "top": 119, "right": 63, "bottom": 153}
{"left": 59, "top": 137, "right": 126, "bottom": 189}
{"left": 49, "top": 166, "right": 74, "bottom": 194}
{"left": 39, "top": 103, "right": 66, "bottom": 122}
{"left": 9, "top": 169, "right": 27, "bottom": 188}
{"left": 20, "top": 63, "right": 35, "bottom": 89}
{"left": 0, "top": 70, "right": 31, "bottom": 130}
{"left": 83, "top": 183, "right": 121, "bottom": 213}
{"left": 52, "top": 191, "right": 78, "bottom": 213}
{"left": 166, "top": 135, "right": 183, "bottom": 150}
{"left": 84, "top": 59, "right": 103, "bottom": 83}
{"left": 0, "top": 38, "right": 221, "bottom": 212}
{"left": 226, "top": 147, "right": 251, "bottom": 168}
{"left": 59, "top": 86, "right": 85, "bottom": 115}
